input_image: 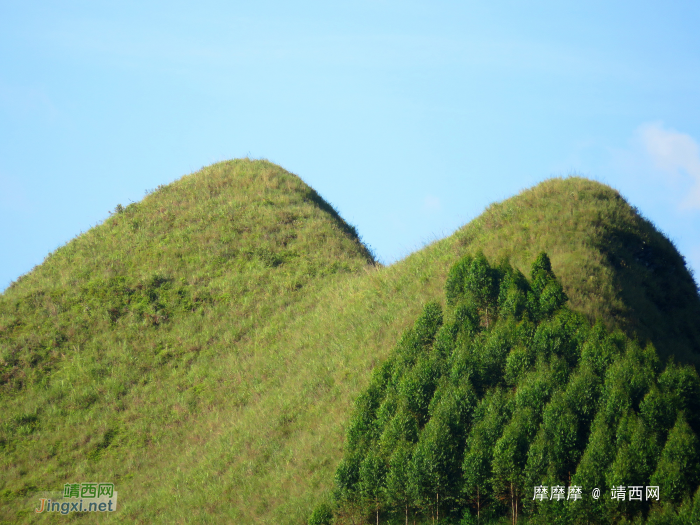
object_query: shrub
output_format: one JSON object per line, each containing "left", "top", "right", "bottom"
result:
{"left": 308, "top": 501, "right": 333, "bottom": 525}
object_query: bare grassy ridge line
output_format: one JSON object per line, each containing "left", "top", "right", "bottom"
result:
{"left": 1, "top": 161, "right": 699, "bottom": 524}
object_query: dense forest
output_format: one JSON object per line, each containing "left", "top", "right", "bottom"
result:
{"left": 315, "top": 253, "right": 700, "bottom": 525}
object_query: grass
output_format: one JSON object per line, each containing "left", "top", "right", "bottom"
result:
{"left": 1, "top": 159, "right": 698, "bottom": 523}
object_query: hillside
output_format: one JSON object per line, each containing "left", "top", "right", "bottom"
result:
{"left": 1, "top": 160, "right": 699, "bottom": 523}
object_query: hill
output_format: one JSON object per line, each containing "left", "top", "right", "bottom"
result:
{"left": 1, "top": 160, "right": 698, "bottom": 523}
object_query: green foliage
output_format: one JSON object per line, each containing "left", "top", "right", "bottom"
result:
{"left": 657, "top": 363, "right": 700, "bottom": 433}
{"left": 650, "top": 414, "right": 700, "bottom": 502}
{"left": 335, "top": 449, "right": 363, "bottom": 500}
{"left": 446, "top": 255, "right": 473, "bottom": 307}
{"left": 462, "top": 388, "right": 511, "bottom": 518}
{"left": 330, "top": 252, "right": 700, "bottom": 524}
{"left": 360, "top": 448, "right": 387, "bottom": 516}
{"left": 308, "top": 501, "right": 334, "bottom": 525}
{"left": 410, "top": 415, "right": 460, "bottom": 513}
{"left": 384, "top": 441, "right": 414, "bottom": 511}
{"left": 498, "top": 262, "right": 529, "bottom": 321}
{"left": 378, "top": 405, "right": 419, "bottom": 454}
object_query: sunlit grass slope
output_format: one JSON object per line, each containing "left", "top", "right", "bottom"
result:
{"left": 0, "top": 159, "right": 375, "bottom": 523}
{"left": 1, "top": 159, "right": 374, "bottom": 390}
{"left": 1, "top": 161, "right": 698, "bottom": 524}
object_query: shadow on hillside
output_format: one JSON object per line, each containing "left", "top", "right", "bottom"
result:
{"left": 598, "top": 219, "right": 700, "bottom": 365}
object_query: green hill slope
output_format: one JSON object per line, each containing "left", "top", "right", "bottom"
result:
{"left": 0, "top": 159, "right": 375, "bottom": 523}
{"left": 1, "top": 161, "right": 698, "bottom": 524}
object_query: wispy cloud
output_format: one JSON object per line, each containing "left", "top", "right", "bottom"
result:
{"left": 637, "top": 122, "right": 700, "bottom": 210}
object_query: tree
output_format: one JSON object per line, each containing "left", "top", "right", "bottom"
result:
{"left": 605, "top": 411, "right": 660, "bottom": 520}
{"left": 491, "top": 411, "right": 531, "bottom": 525}
{"left": 497, "top": 262, "right": 529, "bottom": 321}
{"left": 476, "top": 319, "right": 516, "bottom": 387}
{"left": 579, "top": 321, "right": 620, "bottom": 377}
{"left": 346, "top": 388, "right": 382, "bottom": 451}
{"left": 464, "top": 252, "right": 499, "bottom": 328}
{"left": 398, "top": 354, "right": 440, "bottom": 427}
{"left": 379, "top": 404, "right": 419, "bottom": 456}
{"left": 504, "top": 346, "right": 533, "bottom": 387}
{"left": 428, "top": 382, "right": 476, "bottom": 445}
{"left": 384, "top": 441, "right": 415, "bottom": 525}
{"left": 564, "top": 363, "right": 602, "bottom": 431}
{"left": 658, "top": 362, "right": 700, "bottom": 434}
{"left": 446, "top": 255, "right": 473, "bottom": 307}
{"left": 359, "top": 449, "right": 387, "bottom": 525}
{"left": 526, "top": 252, "right": 568, "bottom": 321}
{"left": 569, "top": 413, "right": 617, "bottom": 524}
{"left": 692, "top": 485, "right": 700, "bottom": 523}
{"left": 538, "top": 280, "right": 567, "bottom": 319}
{"left": 413, "top": 301, "right": 443, "bottom": 349}
{"left": 601, "top": 344, "right": 656, "bottom": 429}
{"left": 432, "top": 321, "right": 459, "bottom": 362}
{"left": 539, "top": 390, "right": 581, "bottom": 481}
{"left": 530, "top": 252, "right": 553, "bottom": 291}
{"left": 335, "top": 450, "right": 363, "bottom": 502}
{"left": 410, "top": 416, "right": 459, "bottom": 524}
{"left": 650, "top": 413, "right": 700, "bottom": 502}
{"left": 640, "top": 384, "right": 677, "bottom": 445}
{"left": 462, "top": 389, "right": 511, "bottom": 522}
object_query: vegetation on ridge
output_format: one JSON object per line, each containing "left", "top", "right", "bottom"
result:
{"left": 0, "top": 160, "right": 698, "bottom": 524}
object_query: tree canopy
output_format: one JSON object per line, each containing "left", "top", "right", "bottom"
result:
{"left": 315, "top": 252, "right": 700, "bottom": 524}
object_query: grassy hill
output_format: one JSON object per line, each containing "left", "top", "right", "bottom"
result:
{"left": 1, "top": 160, "right": 698, "bottom": 523}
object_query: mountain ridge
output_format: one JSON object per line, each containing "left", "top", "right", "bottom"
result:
{"left": 1, "top": 160, "right": 698, "bottom": 523}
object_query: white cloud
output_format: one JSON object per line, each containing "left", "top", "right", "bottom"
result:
{"left": 637, "top": 122, "right": 700, "bottom": 210}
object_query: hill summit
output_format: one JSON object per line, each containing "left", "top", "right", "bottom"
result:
{"left": 1, "top": 160, "right": 698, "bottom": 524}
{"left": 447, "top": 176, "right": 700, "bottom": 364}
{"left": 2, "top": 159, "right": 374, "bottom": 390}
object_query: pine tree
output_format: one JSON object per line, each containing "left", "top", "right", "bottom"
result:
{"left": 650, "top": 414, "right": 700, "bottom": 502}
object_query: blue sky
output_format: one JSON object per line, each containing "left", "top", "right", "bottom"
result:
{"left": 2, "top": 1, "right": 700, "bottom": 291}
